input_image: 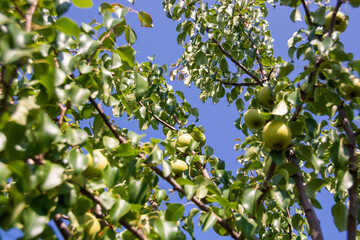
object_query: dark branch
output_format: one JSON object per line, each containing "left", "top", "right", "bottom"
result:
{"left": 214, "top": 79, "right": 259, "bottom": 87}
{"left": 337, "top": 105, "right": 358, "bottom": 240}
{"left": 173, "top": 114, "right": 184, "bottom": 128}
{"left": 211, "top": 39, "right": 263, "bottom": 86}
{"left": 301, "top": 0, "right": 312, "bottom": 26}
{"left": 54, "top": 214, "right": 72, "bottom": 240}
{"left": 138, "top": 101, "right": 178, "bottom": 132}
{"left": 286, "top": 149, "right": 324, "bottom": 240}
{"left": 58, "top": 102, "right": 70, "bottom": 127}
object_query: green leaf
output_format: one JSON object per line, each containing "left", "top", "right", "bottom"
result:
{"left": 165, "top": 203, "right": 185, "bottom": 221}
{"left": 66, "top": 128, "right": 88, "bottom": 146}
{"left": 291, "top": 214, "right": 305, "bottom": 231}
{"left": 304, "top": 178, "right": 325, "bottom": 198}
{"left": 40, "top": 162, "right": 64, "bottom": 191}
{"left": 32, "top": 112, "right": 59, "bottom": 154}
{"left": 67, "top": 149, "right": 88, "bottom": 174}
{"left": 272, "top": 100, "right": 288, "bottom": 116}
{"left": 330, "top": 139, "right": 349, "bottom": 170}
{"left": 201, "top": 212, "right": 217, "bottom": 232}
{"left": 69, "top": 85, "right": 91, "bottom": 107}
{"left": 22, "top": 208, "right": 48, "bottom": 239}
{"left": 242, "top": 188, "right": 261, "bottom": 215}
{"left": 0, "top": 162, "right": 11, "bottom": 182}
{"left": 116, "top": 45, "right": 135, "bottom": 67}
{"left": 108, "top": 199, "right": 131, "bottom": 223}
{"left": 278, "top": 62, "right": 294, "bottom": 78}
{"left": 239, "top": 215, "right": 258, "bottom": 238}
{"left": 331, "top": 202, "right": 347, "bottom": 232}
{"left": 154, "top": 218, "right": 178, "bottom": 240}
{"left": 103, "top": 136, "right": 120, "bottom": 150}
{"left": 55, "top": 17, "right": 80, "bottom": 38}
{"left": 177, "top": 32, "right": 186, "bottom": 45}
{"left": 134, "top": 71, "right": 148, "bottom": 97}
{"left": 72, "top": 0, "right": 93, "bottom": 8}
{"left": 99, "top": 192, "right": 116, "bottom": 210}
{"left": 125, "top": 27, "right": 137, "bottom": 44}
{"left": 128, "top": 179, "right": 149, "bottom": 204}
{"left": 184, "top": 184, "right": 196, "bottom": 200}
{"left": 271, "top": 190, "right": 290, "bottom": 211}
{"left": 138, "top": 11, "right": 153, "bottom": 27}
{"left": 114, "top": 143, "right": 138, "bottom": 157}
{"left": 290, "top": 8, "right": 302, "bottom": 22}
{"left": 337, "top": 170, "right": 354, "bottom": 192}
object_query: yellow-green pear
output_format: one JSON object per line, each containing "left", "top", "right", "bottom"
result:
{"left": 83, "top": 212, "right": 101, "bottom": 237}
{"left": 244, "top": 109, "right": 265, "bottom": 130}
{"left": 191, "top": 128, "right": 206, "bottom": 147}
{"left": 171, "top": 160, "right": 188, "bottom": 174}
{"left": 340, "top": 78, "right": 360, "bottom": 100}
{"left": 324, "top": 11, "right": 349, "bottom": 33}
{"left": 258, "top": 87, "right": 275, "bottom": 108}
{"left": 262, "top": 120, "right": 292, "bottom": 151}
{"left": 177, "top": 133, "right": 193, "bottom": 147}
{"left": 82, "top": 150, "right": 109, "bottom": 179}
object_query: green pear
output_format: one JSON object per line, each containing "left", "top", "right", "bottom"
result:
{"left": 177, "top": 133, "right": 193, "bottom": 147}
{"left": 244, "top": 109, "right": 265, "bottom": 130}
{"left": 82, "top": 212, "right": 101, "bottom": 237}
{"left": 82, "top": 150, "right": 109, "bottom": 179}
{"left": 258, "top": 87, "right": 275, "bottom": 108}
{"left": 262, "top": 120, "right": 292, "bottom": 151}
{"left": 324, "top": 11, "right": 349, "bottom": 33}
{"left": 171, "top": 160, "right": 188, "bottom": 174}
{"left": 340, "top": 78, "right": 360, "bottom": 100}
{"left": 191, "top": 128, "right": 206, "bottom": 147}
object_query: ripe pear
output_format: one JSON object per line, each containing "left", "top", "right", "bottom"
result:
{"left": 339, "top": 78, "right": 360, "bottom": 100}
{"left": 177, "top": 133, "right": 193, "bottom": 147}
{"left": 171, "top": 160, "right": 188, "bottom": 174}
{"left": 244, "top": 109, "right": 265, "bottom": 130}
{"left": 82, "top": 150, "right": 109, "bottom": 179}
{"left": 82, "top": 212, "right": 101, "bottom": 237}
{"left": 262, "top": 120, "right": 292, "bottom": 151}
{"left": 258, "top": 87, "right": 275, "bottom": 108}
{"left": 191, "top": 128, "right": 206, "bottom": 147}
{"left": 324, "top": 11, "right": 349, "bottom": 33}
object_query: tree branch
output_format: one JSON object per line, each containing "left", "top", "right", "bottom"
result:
{"left": 25, "top": 0, "right": 38, "bottom": 32}
{"left": 54, "top": 214, "right": 72, "bottom": 240}
{"left": 58, "top": 102, "right": 70, "bottom": 127}
{"left": 337, "top": 105, "right": 358, "bottom": 240}
{"left": 300, "top": 0, "right": 312, "bottom": 26}
{"left": 211, "top": 39, "right": 263, "bottom": 86}
{"left": 326, "top": 0, "right": 343, "bottom": 37}
{"left": 286, "top": 149, "right": 324, "bottom": 240}
{"left": 87, "top": 29, "right": 114, "bottom": 65}
{"left": 138, "top": 101, "right": 178, "bottom": 132}
{"left": 256, "top": 161, "right": 276, "bottom": 209}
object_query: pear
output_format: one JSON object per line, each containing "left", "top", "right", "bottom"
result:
{"left": 258, "top": 87, "right": 275, "bottom": 108}
{"left": 82, "top": 212, "right": 101, "bottom": 237}
{"left": 191, "top": 128, "right": 206, "bottom": 147}
{"left": 177, "top": 133, "right": 193, "bottom": 147}
{"left": 244, "top": 109, "right": 265, "bottom": 130}
{"left": 339, "top": 78, "right": 360, "bottom": 100}
{"left": 82, "top": 150, "right": 109, "bottom": 179}
{"left": 262, "top": 120, "right": 291, "bottom": 151}
{"left": 171, "top": 160, "right": 188, "bottom": 174}
{"left": 324, "top": 11, "right": 349, "bottom": 33}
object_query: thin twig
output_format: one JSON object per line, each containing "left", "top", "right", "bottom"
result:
{"left": 173, "top": 114, "right": 183, "bottom": 128}
{"left": 256, "top": 161, "right": 276, "bottom": 209}
{"left": 11, "top": 0, "right": 26, "bottom": 19}
{"left": 58, "top": 102, "right": 70, "bottom": 127}
{"left": 211, "top": 39, "right": 263, "bottom": 86}
{"left": 300, "top": 0, "right": 312, "bottom": 26}
{"left": 214, "top": 79, "right": 259, "bottom": 87}
{"left": 54, "top": 214, "right": 72, "bottom": 240}
{"left": 87, "top": 29, "right": 114, "bottom": 64}
{"left": 25, "top": 0, "right": 38, "bottom": 32}
{"left": 337, "top": 105, "right": 358, "bottom": 240}
{"left": 138, "top": 101, "right": 178, "bottom": 132}
{"left": 286, "top": 149, "right": 324, "bottom": 240}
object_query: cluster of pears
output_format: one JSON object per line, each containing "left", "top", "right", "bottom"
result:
{"left": 171, "top": 127, "right": 207, "bottom": 174}
{"left": 339, "top": 78, "right": 360, "bottom": 100}
{"left": 244, "top": 87, "right": 292, "bottom": 151}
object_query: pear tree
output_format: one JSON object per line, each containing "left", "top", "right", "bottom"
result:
{"left": 0, "top": 0, "right": 359, "bottom": 240}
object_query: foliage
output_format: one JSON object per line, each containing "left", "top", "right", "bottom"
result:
{"left": 0, "top": 0, "right": 359, "bottom": 239}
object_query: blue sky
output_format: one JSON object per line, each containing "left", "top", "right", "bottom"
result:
{"left": 2, "top": 0, "right": 359, "bottom": 239}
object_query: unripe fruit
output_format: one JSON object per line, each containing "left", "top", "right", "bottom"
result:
{"left": 339, "top": 78, "right": 360, "bottom": 100}
{"left": 83, "top": 212, "right": 101, "bottom": 236}
{"left": 171, "top": 160, "right": 188, "bottom": 174}
{"left": 244, "top": 109, "right": 265, "bottom": 130}
{"left": 82, "top": 150, "right": 109, "bottom": 179}
{"left": 262, "top": 120, "right": 292, "bottom": 151}
{"left": 324, "top": 11, "right": 349, "bottom": 33}
{"left": 258, "top": 87, "right": 275, "bottom": 108}
{"left": 177, "top": 133, "right": 193, "bottom": 147}
{"left": 191, "top": 128, "right": 206, "bottom": 147}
